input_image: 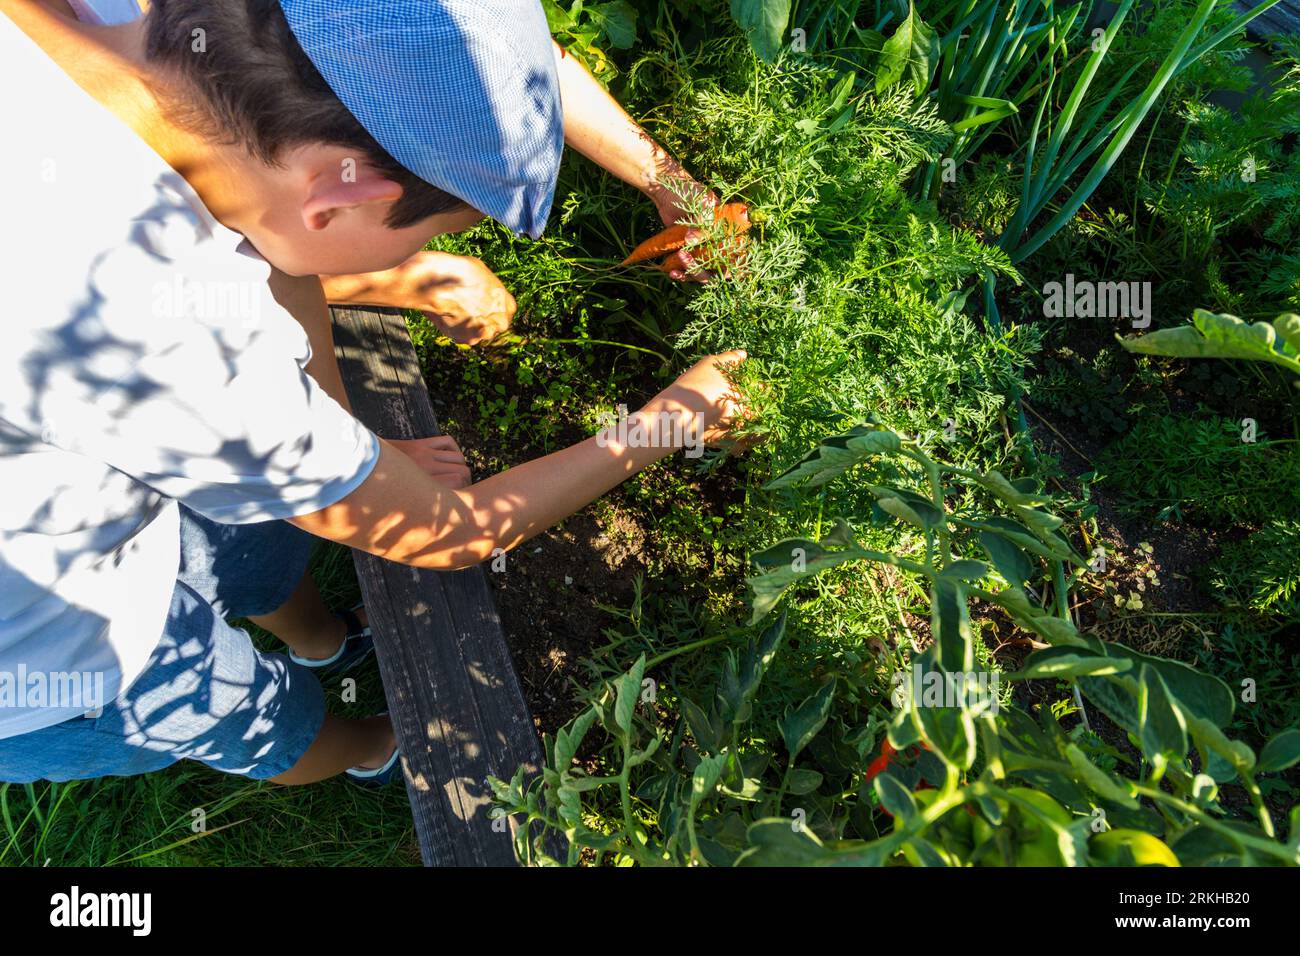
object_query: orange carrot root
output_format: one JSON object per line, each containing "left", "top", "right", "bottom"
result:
{"left": 621, "top": 224, "right": 691, "bottom": 265}
{"left": 620, "top": 202, "right": 753, "bottom": 268}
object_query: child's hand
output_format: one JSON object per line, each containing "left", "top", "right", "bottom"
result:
{"left": 654, "top": 350, "right": 754, "bottom": 447}
{"left": 400, "top": 253, "right": 517, "bottom": 345}
{"left": 624, "top": 203, "right": 751, "bottom": 284}
{"left": 322, "top": 252, "right": 516, "bottom": 345}
{"left": 649, "top": 166, "right": 716, "bottom": 230}
{"left": 387, "top": 436, "right": 473, "bottom": 488}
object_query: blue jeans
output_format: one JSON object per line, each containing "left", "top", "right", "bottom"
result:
{"left": 0, "top": 508, "right": 326, "bottom": 782}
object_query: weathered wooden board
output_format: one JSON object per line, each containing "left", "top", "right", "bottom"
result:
{"left": 1236, "top": 0, "right": 1300, "bottom": 38}
{"left": 331, "top": 305, "right": 544, "bottom": 867}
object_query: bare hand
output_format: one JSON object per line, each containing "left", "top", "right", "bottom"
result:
{"left": 324, "top": 252, "right": 516, "bottom": 345}
{"left": 388, "top": 435, "right": 472, "bottom": 488}
{"left": 395, "top": 252, "right": 517, "bottom": 345}
{"left": 648, "top": 160, "right": 717, "bottom": 227}
{"left": 647, "top": 187, "right": 751, "bottom": 284}
{"left": 648, "top": 169, "right": 719, "bottom": 284}
{"left": 654, "top": 350, "right": 753, "bottom": 446}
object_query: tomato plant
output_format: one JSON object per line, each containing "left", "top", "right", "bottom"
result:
{"left": 493, "top": 424, "right": 1300, "bottom": 865}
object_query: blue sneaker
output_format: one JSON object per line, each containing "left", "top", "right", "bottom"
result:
{"left": 345, "top": 714, "right": 401, "bottom": 788}
{"left": 288, "top": 604, "right": 373, "bottom": 676}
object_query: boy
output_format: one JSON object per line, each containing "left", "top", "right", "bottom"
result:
{"left": 0, "top": 0, "right": 748, "bottom": 786}
{"left": 55, "top": 0, "right": 723, "bottom": 345}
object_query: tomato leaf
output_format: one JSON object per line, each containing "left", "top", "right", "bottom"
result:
{"left": 930, "top": 578, "right": 974, "bottom": 672}
{"left": 874, "top": 772, "right": 917, "bottom": 820}
{"left": 1009, "top": 650, "right": 1133, "bottom": 681}
{"left": 780, "top": 678, "right": 837, "bottom": 758}
{"left": 1121, "top": 310, "right": 1300, "bottom": 378}
{"left": 747, "top": 522, "right": 868, "bottom": 622}
{"left": 766, "top": 425, "right": 901, "bottom": 489}
{"left": 735, "top": 818, "right": 830, "bottom": 866}
{"left": 613, "top": 654, "right": 647, "bottom": 737}
{"left": 979, "top": 530, "right": 1034, "bottom": 586}
{"left": 1258, "top": 729, "right": 1300, "bottom": 773}
{"left": 1137, "top": 665, "right": 1188, "bottom": 764}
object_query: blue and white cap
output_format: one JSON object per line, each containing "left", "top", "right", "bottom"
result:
{"left": 278, "top": 0, "right": 564, "bottom": 238}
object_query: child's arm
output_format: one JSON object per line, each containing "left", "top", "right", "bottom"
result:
{"left": 289, "top": 351, "right": 747, "bottom": 569}
{"left": 267, "top": 267, "right": 476, "bottom": 485}
{"left": 268, "top": 268, "right": 353, "bottom": 412}
{"left": 318, "top": 252, "right": 516, "bottom": 346}
{"left": 552, "top": 40, "right": 711, "bottom": 228}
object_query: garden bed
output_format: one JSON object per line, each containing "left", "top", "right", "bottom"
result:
{"left": 426, "top": 0, "right": 1300, "bottom": 866}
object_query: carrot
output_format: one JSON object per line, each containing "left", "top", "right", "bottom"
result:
{"left": 620, "top": 202, "right": 752, "bottom": 268}
{"left": 621, "top": 224, "right": 691, "bottom": 266}
{"left": 715, "top": 202, "right": 751, "bottom": 233}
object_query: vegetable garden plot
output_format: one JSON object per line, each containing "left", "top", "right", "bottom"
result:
{"left": 460, "top": 0, "right": 1300, "bottom": 866}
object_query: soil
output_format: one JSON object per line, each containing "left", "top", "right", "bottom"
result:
{"left": 427, "top": 374, "right": 651, "bottom": 735}
{"left": 1024, "top": 407, "right": 1230, "bottom": 645}
{"left": 490, "top": 510, "right": 648, "bottom": 732}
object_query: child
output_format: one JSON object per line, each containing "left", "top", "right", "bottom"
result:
{"left": 0, "top": 0, "right": 749, "bottom": 786}
{"left": 52, "top": 0, "right": 724, "bottom": 345}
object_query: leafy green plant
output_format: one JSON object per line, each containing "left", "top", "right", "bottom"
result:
{"left": 913, "top": 0, "right": 1077, "bottom": 199}
{"left": 977, "top": 0, "right": 1280, "bottom": 462}
{"left": 996, "top": 0, "right": 1280, "bottom": 266}
{"left": 1026, "top": 347, "right": 1131, "bottom": 440}
{"left": 542, "top": 0, "right": 640, "bottom": 77}
{"left": 1209, "top": 521, "right": 1300, "bottom": 625}
{"left": 730, "top": 0, "right": 793, "bottom": 61}
{"left": 1130, "top": 34, "right": 1300, "bottom": 302}
{"left": 1121, "top": 310, "right": 1300, "bottom": 381}
{"left": 1195, "top": 622, "right": 1300, "bottom": 745}
{"left": 1097, "top": 414, "right": 1300, "bottom": 524}
{"left": 493, "top": 423, "right": 1300, "bottom": 865}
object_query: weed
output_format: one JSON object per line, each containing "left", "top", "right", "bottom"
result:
{"left": 1097, "top": 414, "right": 1300, "bottom": 524}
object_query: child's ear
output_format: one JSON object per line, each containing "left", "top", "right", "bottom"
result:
{"left": 301, "top": 163, "right": 404, "bottom": 232}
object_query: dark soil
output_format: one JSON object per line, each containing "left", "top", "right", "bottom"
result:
{"left": 426, "top": 363, "right": 652, "bottom": 736}
{"left": 1025, "top": 407, "right": 1230, "bottom": 640}
{"left": 489, "top": 511, "right": 647, "bottom": 732}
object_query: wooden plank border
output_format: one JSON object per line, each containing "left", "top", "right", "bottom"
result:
{"left": 331, "top": 306, "right": 543, "bottom": 866}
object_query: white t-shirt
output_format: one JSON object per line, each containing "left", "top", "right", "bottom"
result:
{"left": 0, "top": 13, "right": 380, "bottom": 739}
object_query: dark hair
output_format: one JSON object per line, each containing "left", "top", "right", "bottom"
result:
{"left": 144, "top": 0, "right": 464, "bottom": 228}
